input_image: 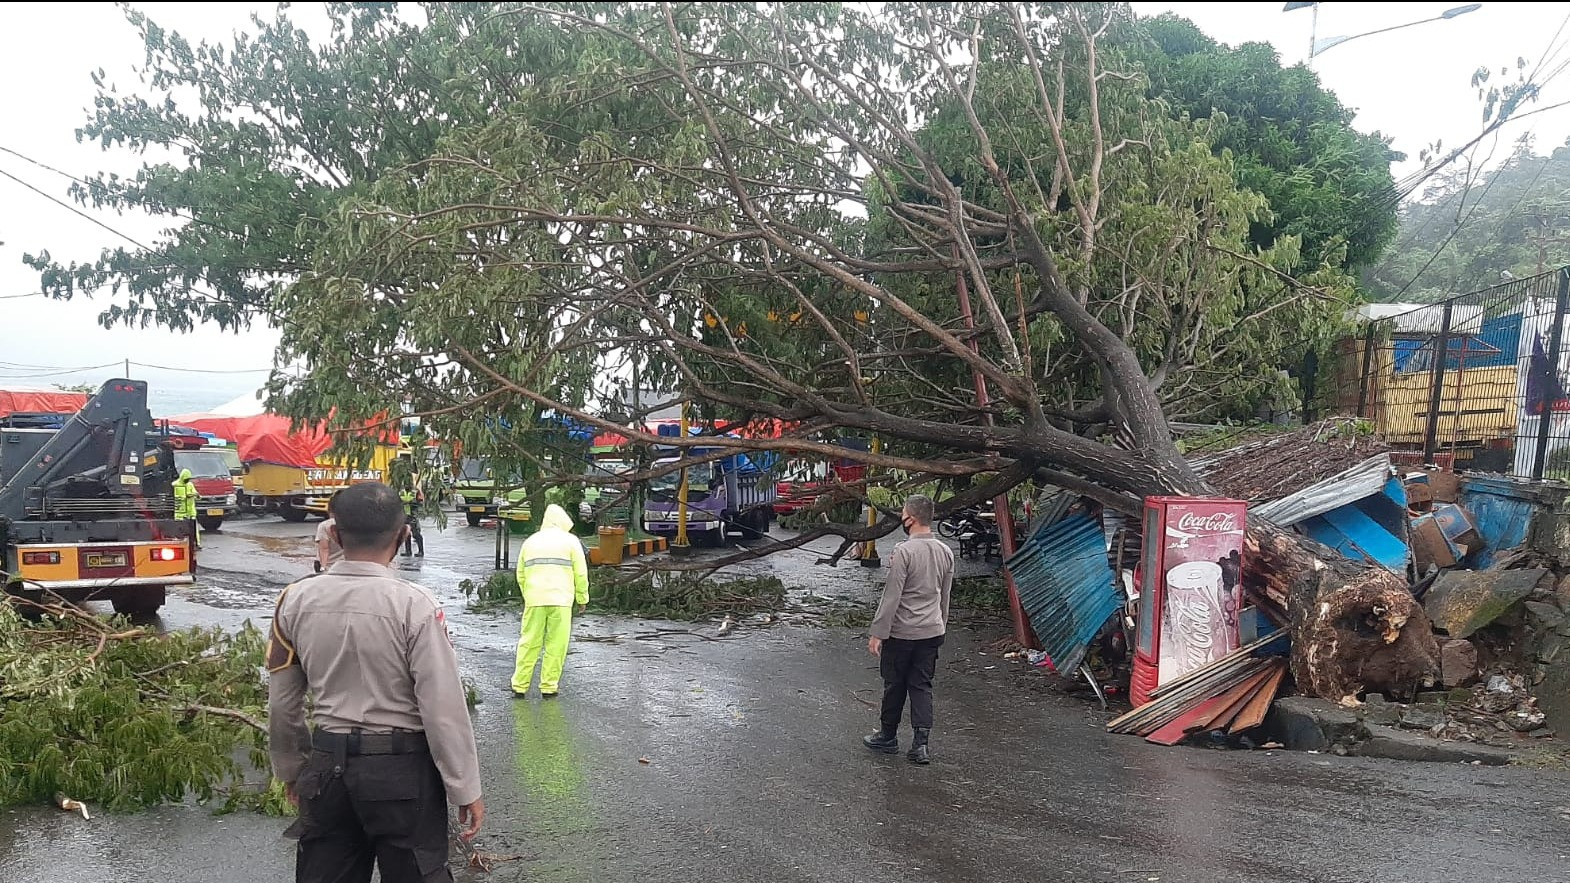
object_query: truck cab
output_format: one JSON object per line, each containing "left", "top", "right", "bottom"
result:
{"left": 172, "top": 447, "right": 240, "bottom": 531}
{"left": 1, "top": 380, "right": 195, "bottom": 615}
{"left": 643, "top": 449, "right": 777, "bottom": 546}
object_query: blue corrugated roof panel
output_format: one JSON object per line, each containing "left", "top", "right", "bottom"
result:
{"left": 1006, "top": 512, "right": 1118, "bottom": 674}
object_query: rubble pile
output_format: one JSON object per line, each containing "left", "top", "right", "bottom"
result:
{"left": 1197, "top": 420, "right": 1390, "bottom": 503}
{"left": 1079, "top": 416, "right": 1570, "bottom": 760}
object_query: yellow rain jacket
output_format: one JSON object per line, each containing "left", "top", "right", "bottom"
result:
{"left": 516, "top": 504, "right": 589, "bottom": 608}
{"left": 173, "top": 468, "right": 198, "bottom": 520}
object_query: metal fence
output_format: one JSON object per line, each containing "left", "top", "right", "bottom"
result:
{"left": 1338, "top": 267, "right": 1570, "bottom": 480}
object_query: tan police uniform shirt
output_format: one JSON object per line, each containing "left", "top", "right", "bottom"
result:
{"left": 315, "top": 518, "right": 345, "bottom": 566}
{"left": 267, "top": 560, "right": 482, "bottom": 806}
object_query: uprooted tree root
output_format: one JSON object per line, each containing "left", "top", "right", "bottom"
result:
{"left": 0, "top": 595, "right": 287, "bottom": 814}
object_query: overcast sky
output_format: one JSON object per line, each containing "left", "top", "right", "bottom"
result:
{"left": 1, "top": 2, "right": 1568, "bottom": 412}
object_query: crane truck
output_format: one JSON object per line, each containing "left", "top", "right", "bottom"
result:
{"left": 1, "top": 379, "right": 195, "bottom": 615}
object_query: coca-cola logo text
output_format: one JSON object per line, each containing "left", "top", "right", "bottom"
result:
{"left": 1176, "top": 511, "right": 1239, "bottom": 533}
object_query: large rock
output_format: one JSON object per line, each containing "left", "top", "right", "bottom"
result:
{"left": 1438, "top": 637, "right": 1479, "bottom": 687}
{"left": 1524, "top": 600, "right": 1566, "bottom": 632}
{"left": 1423, "top": 568, "right": 1547, "bottom": 638}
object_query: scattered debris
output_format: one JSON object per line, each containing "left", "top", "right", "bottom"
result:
{"left": 53, "top": 793, "right": 90, "bottom": 820}
{"left": 1197, "top": 419, "right": 1388, "bottom": 504}
{"left": 468, "top": 851, "right": 530, "bottom": 873}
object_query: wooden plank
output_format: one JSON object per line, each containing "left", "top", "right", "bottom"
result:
{"left": 1149, "top": 632, "right": 1283, "bottom": 699}
{"left": 1145, "top": 695, "right": 1229, "bottom": 746}
{"left": 1112, "top": 654, "right": 1267, "bottom": 734}
{"left": 1126, "top": 660, "right": 1273, "bottom": 737}
{"left": 1194, "top": 666, "right": 1276, "bottom": 732}
{"left": 1228, "top": 661, "right": 1288, "bottom": 733}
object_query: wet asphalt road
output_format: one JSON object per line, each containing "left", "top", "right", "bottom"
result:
{"left": 3, "top": 516, "right": 1570, "bottom": 883}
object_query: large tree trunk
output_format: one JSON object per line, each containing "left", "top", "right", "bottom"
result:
{"left": 1249, "top": 525, "right": 1440, "bottom": 701}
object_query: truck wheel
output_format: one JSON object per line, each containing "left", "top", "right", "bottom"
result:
{"left": 465, "top": 511, "right": 484, "bottom": 528}
{"left": 280, "top": 505, "right": 309, "bottom": 523}
{"left": 738, "top": 510, "right": 767, "bottom": 540}
{"left": 111, "top": 585, "right": 166, "bottom": 616}
{"left": 197, "top": 514, "right": 224, "bottom": 532}
{"left": 696, "top": 526, "right": 725, "bottom": 548}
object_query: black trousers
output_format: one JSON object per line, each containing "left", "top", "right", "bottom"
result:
{"left": 403, "top": 515, "right": 425, "bottom": 556}
{"left": 294, "top": 747, "right": 451, "bottom": 883}
{"left": 880, "top": 634, "right": 944, "bottom": 734}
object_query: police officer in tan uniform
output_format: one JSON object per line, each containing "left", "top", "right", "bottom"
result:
{"left": 268, "top": 482, "right": 484, "bottom": 882}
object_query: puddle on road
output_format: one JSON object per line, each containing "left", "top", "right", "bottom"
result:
{"left": 241, "top": 534, "right": 311, "bottom": 558}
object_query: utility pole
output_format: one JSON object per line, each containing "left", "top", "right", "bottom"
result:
{"left": 124, "top": 358, "right": 130, "bottom": 378}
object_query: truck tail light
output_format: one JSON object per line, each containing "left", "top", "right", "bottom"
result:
{"left": 22, "top": 551, "right": 62, "bottom": 566}
{"left": 153, "top": 546, "right": 185, "bottom": 562}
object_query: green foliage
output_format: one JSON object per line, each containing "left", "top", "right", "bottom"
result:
{"left": 1133, "top": 15, "right": 1400, "bottom": 274}
{"left": 46, "top": 2, "right": 1400, "bottom": 509}
{"left": 888, "top": 25, "right": 1364, "bottom": 423}
{"left": 0, "top": 605, "right": 277, "bottom": 813}
{"left": 1366, "top": 137, "right": 1570, "bottom": 302}
{"left": 459, "top": 572, "right": 523, "bottom": 611}
{"left": 463, "top": 568, "right": 785, "bottom": 621}
{"left": 950, "top": 576, "right": 1012, "bottom": 612}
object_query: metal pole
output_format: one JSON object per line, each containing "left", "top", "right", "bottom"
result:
{"left": 671, "top": 399, "right": 692, "bottom": 556}
{"left": 1532, "top": 269, "right": 1570, "bottom": 479}
{"left": 1309, "top": 1, "right": 1319, "bottom": 62}
{"left": 860, "top": 435, "right": 881, "bottom": 568}
{"left": 1356, "top": 324, "right": 1377, "bottom": 418}
{"left": 953, "top": 257, "right": 1032, "bottom": 648}
{"left": 1422, "top": 302, "right": 1454, "bottom": 464}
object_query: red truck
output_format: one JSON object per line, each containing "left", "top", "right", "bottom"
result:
{"left": 170, "top": 440, "right": 241, "bottom": 532}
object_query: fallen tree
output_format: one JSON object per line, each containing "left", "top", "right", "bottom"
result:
{"left": 0, "top": 598, "right": 284, "bottom": 813}
{"left": 43, "top": 3, "right": 1434, "bottom": 697}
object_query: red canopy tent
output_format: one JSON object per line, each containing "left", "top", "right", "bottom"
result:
{"left": 0, "top": 389, "right": 89, "bottom": 418}
{"left": 168, "top": 413, "right": 398, "bottom": 470}
{"left": 168, "top": 413, "right": 336, "bottom": 469}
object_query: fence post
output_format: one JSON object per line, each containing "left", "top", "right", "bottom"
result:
{"left": 1531, "top": 269, "right": 1570, "bottom": 479}
{"left": 1422, "top": 302, "right": 1455, "bottom": 464}
{"left": 1356, "top": 324, "right": 1377, "bottom": 418}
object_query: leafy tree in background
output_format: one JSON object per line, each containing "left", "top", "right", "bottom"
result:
{"left": 1133, "top": 15, "right": 1401, "bottom": 276}
{"left": 1366, "top": 135, "right": 1570, "bottom": 302}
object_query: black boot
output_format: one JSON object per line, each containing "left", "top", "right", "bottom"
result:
{"left": 862, "top": 728, "right": 899, "bottom": 754}
{"left": 908, "top": 728, "right": 930, "bottom": 765}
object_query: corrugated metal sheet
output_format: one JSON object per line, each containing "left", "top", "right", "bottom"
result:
{"left": 1006, "top": 512, "right": 1118, "bottom": 674}
{"left": 1252, "top": 454, "right": 1394, "bottom": 527}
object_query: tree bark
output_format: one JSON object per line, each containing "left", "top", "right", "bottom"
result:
{"left": 1248, "top": 524, "right": 1440, "bottom": 701}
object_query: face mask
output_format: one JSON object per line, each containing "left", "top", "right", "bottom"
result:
{"left": 901, "top": 517, "right": 913, "bottom": 536}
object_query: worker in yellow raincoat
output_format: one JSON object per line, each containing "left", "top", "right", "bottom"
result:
{"left": 512, "top": 504, "right": 589, "bottom": 699}
{"left": 173, "top": 467, "right": 200, "bottom": 549}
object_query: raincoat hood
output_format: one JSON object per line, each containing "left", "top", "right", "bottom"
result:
{"left": 178, "top": 469, "right": 192, "bottom": 482}
{"left": 541, "top": 503, "right": 574, "bottom": 532}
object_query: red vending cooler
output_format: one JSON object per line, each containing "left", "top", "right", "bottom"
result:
{"left": 1130, "top": 497, "right": 1247, "bottom": 707}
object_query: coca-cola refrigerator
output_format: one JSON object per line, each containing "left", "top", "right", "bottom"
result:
{"left": 1130, "top": 496, "right": 1247, "bottom": 707}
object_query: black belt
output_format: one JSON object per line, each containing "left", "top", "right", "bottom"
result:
{"left": 311, "top": 729, "right": 428, "bottom": 756}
